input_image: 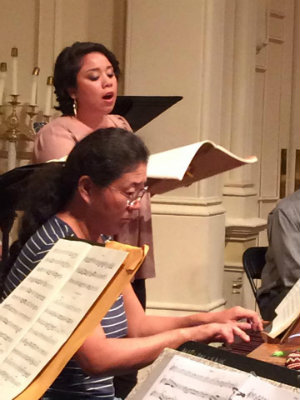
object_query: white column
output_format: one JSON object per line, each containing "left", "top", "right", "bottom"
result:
{"left": 223, "top": 0, "right": 263, "bottom": 220}
{"left": 226, "top": 0, "right": 257, "bottom": 187}
{"left": 222, "top": 0, "right": 266, "bottom": 310}
{"left": 198, "top": 0, "right": 226, "bottom": 201}
{"left": 125, "top": 0, "right": 228, "bottom": 315}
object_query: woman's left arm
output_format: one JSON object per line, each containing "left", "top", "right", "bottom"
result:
{"left": 73, "top": 286, "right": 261, "bottom": 377}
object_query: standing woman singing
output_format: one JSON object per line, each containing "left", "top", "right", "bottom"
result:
{"left": 33, "top": 42, "right": 155, "bottom": 397}
{"left": 33, "top": 42, "right": 154, "bottom": 310}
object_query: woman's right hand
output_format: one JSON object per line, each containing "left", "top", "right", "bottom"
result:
{"left": 185, "top": 322, "right": 250, "bottom": 345}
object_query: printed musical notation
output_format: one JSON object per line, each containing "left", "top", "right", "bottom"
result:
{"left": 265, "top": 278, "right": 300, "bottom": 339}
{"left": 139, "top": 354, "right": 299, "bottom": 400}
{"left": 0, "top": 238, "right": 129, "bottom": 400}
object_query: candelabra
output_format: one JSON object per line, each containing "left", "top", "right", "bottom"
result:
{"left": 0, "top": 95, "right": 29, "bottom": 170}
{"left": 0, "top": 76, "right": 53, "bottom": 171}
{"left": 0, "top": 46, "right": 55, "bottom": 170}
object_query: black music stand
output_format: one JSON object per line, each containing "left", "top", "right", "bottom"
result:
{"left": 0, "top": 163, "right": 53, "bottom": 263}
{"left": 112, "top": 95, "right": 182, "bottom": 132}
{"left": 33, "top": 96, "right": 183, "bottom": 134}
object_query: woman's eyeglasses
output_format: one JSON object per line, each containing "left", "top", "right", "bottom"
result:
{"left": 110, "top": 186, "right": 148, "bottom": 207}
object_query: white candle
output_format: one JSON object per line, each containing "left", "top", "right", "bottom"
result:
{"left": 30, "top": 67, "right": 40, "bottom": 105}
{"left": 0, "top": 62, "right": 7, "bottom": 106}
{"left": 7, "top": 141, "right": 17, "bottom": 171}
{"left": 44, "top": 76, "right": 53, "bottom": 115}
{"left": 11, "top": 47, "right": 18, "bottom": 95}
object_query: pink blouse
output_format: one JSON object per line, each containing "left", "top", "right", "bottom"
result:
{"left": 33, "top": 115, "right": 155, "bottom": 279}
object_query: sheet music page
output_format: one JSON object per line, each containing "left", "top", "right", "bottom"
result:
{"left": 140, "top": 354, "right": 299, "bottom": 400}
{"left": 266, "top": 278, "right": 300, "bottom": 338}
{"left": 275, "top": 278, "right": 300, "bottom": 315}
{"left": 147, "top": 142, "right": 202, "bottom": 180}
{"left": 147, "top": 141, "right": 257, "bottom": 181}
{"left": 0, "top": 240, "right": 128, "bottom": 400}
{"left": 235, "top": 375, "right": 299, "bottom": 400}
{"left": 142, "top": 354, "right": 250, "bottom": 399}
{"left": 0, "top": 239, "right": 89, "bottom": 364}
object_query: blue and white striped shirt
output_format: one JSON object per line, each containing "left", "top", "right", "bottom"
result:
{"left": 2, "top": 215, "right": 128, "bottom": 400}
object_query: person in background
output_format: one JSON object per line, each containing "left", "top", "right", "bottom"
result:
{"left": 257, "top": 189, "right": 300, "bottom": 320}
{"left": 3, "top": 129, "right": 263, "bottom": 400}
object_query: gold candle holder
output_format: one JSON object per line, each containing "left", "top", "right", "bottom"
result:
{"left": 26, "top": 104, "right": 38, "bottom": 140}
{"left": 5, "top": 94, "right": 20, "bottom": 170}
{"left": 6, "top": 94, "right": 20, "bottom": 142}
{"left": 11, "top": 47, "right": 18, "bottom": 57}
{"left": 0, "top": 62, "right": 7, "bottom": 71}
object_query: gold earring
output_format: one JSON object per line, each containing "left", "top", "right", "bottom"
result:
{"left": 73, "top": 98, "right": 78, "bottom": 116}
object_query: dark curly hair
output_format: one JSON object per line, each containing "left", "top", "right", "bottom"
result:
{"left": 4, "top": 128, "right": 148, "bottom": 279}
{"left": 54, "top": 42, "right": 120, "bottom": 115}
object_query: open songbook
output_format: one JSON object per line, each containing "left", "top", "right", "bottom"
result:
{"left": 146, "top": 140, "right": 257, "bottom": 195}
{"left": 0, "top": 238, "right": 148, "bottom": 400}
{"left": 127, "top": 348, "right": 299, "bottom": 399}
{"left": 262, "top": 278, "right": 300, "bottom": 342}
{"left": 43, "top": 140, "right": 257, "bottom": 196}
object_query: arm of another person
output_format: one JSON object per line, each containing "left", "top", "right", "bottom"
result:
{"left": 74, "top": 285, "right": 262, "bottom": 376}
{"left": 269, "top": 207, "right": 300, "bottom": 287}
